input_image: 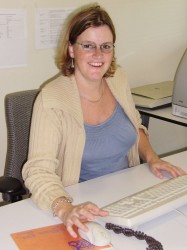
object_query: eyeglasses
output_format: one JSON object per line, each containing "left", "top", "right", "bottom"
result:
{"left": 75, "top": 41, "right": 115, "bottom": 53}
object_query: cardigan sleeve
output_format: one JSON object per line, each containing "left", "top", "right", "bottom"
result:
{"left": 22, "top": 93, "right": 72, "bottom": 211}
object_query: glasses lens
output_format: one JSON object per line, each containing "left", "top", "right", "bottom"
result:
{"left": 81, "top": 42, "right": 96, "bottom": 51}
{"left": 100, "top": 43, "right": 114, "bottom": 53}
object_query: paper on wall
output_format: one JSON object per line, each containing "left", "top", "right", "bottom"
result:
{"left": 0, "top": 9, "right": 27, "bottom": 68}
{"left": 35, "top": 8, "right": 74, "bottom": 49}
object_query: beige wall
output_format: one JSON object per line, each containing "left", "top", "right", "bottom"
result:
{"left": 0, "top": 0, "right": 187, "bottom": 178}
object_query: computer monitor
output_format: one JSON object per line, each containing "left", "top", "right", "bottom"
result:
{"left": 172, "top": 48, "right": 187, "bottom": 118}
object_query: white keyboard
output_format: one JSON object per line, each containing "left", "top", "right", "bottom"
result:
{"left": 101, "top": 175, "right": 187, "bottom": 228}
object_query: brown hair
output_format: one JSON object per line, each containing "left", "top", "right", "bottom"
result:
{"left": 55, "top": 3, "right": 117, "bottom": 77}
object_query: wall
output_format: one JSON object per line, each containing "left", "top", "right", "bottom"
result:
{"left": 0, "top": 0, "right": 187, "bottom": 178}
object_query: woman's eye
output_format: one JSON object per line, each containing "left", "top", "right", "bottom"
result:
{"left": 83, "top": 43, "right": 95, "bottom": 49}
{"left": 102, "top": 44, "right": 111, "bottom": 49}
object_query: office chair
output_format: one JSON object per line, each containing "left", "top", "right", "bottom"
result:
{"left": 0, "top": 89, "right": 39, "bottom": 205}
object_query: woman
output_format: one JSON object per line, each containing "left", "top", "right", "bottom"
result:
{"left": 22, "top": 3, "right": 185, "bottom": 238}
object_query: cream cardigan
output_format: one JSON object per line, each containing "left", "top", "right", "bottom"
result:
{"left": 22, "top": 66, "right": 147, "bottom": 211}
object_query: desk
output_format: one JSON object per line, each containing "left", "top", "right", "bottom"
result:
{"left": 1, "top": 151, "right": 187, "bottom": 250}
{"left": 138, "top": 106, "right": 187, "bottom": 128}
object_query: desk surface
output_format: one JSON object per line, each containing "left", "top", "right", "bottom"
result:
{"left": 138, "top": 106, "right": 187, "bottom": 127}
{"left": 1, "top": 151, "right": 187, "bottom": 250}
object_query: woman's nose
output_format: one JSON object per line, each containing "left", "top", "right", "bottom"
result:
{"left": 93, "top": 46, "right": 103, "bottom": 56}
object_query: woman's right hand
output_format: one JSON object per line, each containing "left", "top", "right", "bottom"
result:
{"left": 56, "top": 201, "right": 109, "bottom": 238}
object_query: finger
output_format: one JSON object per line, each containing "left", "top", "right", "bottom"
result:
{"left": 167, "top": 166, "right": 186, "bottom": 177}
{"left": 89, "top": 207, "right": 109, "bottom": 217}
{"left": 167, "top": 168, "right": 178, "bottom": 178}
{"left": 66, "top": 220, "right": 78, "bottom": 238}
{"left": 77, "top": 206, "right": 96, "bottom": 220}
{"left": 72, "top": 216, "right": 88, "bottom": 232}
{"left": 97, "top": 209, "right": 109, "bottom": 217}
{"left": 80, "top": 202, "right": 101, "bottom": 215}
{"left": 150, "top": 167, "right": 164, "bottom": 179}
{"left": 174, "top": 166, "right": 186, "bottom": 175}
{"left": 85, "top": 203, "right": 109, "bottom": 216}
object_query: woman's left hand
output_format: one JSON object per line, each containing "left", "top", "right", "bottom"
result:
{"left": 148, "top": 158, "right": 186, "bottom": 179}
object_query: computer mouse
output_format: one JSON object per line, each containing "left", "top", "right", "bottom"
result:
{"left": 78, "top": 221, "right": 111, "bottom": 246}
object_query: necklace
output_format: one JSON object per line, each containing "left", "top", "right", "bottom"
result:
{"left": 80, "top": 79, "right": 104, "bottom": 103}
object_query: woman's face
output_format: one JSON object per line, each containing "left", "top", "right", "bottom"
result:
{"left": 69, "top": 25, "right": 114, "bottom": 83}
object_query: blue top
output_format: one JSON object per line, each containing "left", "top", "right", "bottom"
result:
{"left": 79, "top": 102, "right": 137, "bottom": 182}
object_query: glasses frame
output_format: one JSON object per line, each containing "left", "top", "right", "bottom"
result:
{"left": 75, "top": 41, "right": 115, "bottom": 54}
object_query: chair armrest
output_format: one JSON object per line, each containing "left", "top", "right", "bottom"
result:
{"left": 0, "top": 176, "right": 23, "bottom": 194}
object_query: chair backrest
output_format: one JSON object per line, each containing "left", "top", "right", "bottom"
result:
{"left": 3, "top": 89, "right": 39, "bottom": 201}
